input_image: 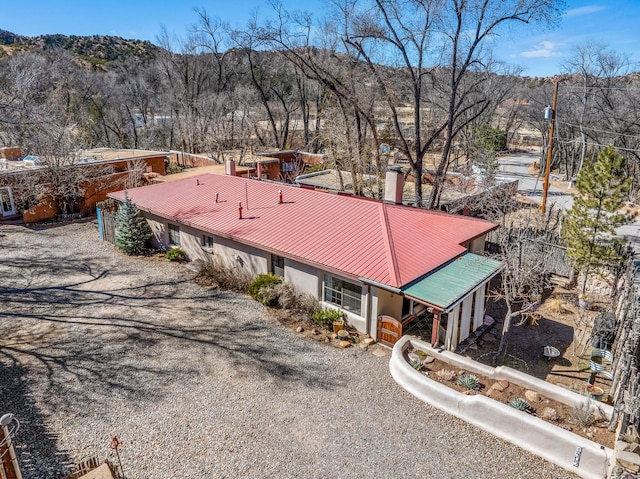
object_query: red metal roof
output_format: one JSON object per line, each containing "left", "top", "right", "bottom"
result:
{"left": 110, "top": 174, "right": 497, "bottom": 288}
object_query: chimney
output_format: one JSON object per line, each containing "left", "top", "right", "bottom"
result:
{"left": 225, "top": 159, "right": 236, "bottom": 176}
{"left": 384, "top": 166, "right": 405, "bottom": 204}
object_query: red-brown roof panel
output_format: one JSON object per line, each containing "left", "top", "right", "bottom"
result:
{"left": 110, "top": 174, "right": 497, "bottom": 288}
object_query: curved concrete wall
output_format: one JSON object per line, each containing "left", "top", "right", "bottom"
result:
{"left": 390, "top": 336, "right": 612, "bottom": 479}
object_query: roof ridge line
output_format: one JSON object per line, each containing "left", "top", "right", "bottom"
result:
{"left": 379, "top": 202, "right": 401, "bottom": 287}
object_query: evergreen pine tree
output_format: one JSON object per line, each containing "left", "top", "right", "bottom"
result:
{"left": 115, "top": 193, "right": 152, "bottom": 255}
{"left": 563, "top": 146, "right": 632, "bottom": 292}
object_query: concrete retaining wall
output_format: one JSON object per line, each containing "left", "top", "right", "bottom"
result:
{"left": 390, "top": 336, "right": 612, "bottom": 479}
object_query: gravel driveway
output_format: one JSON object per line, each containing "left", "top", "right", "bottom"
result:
{"left": 0, "top": 221, "right": 577, "bottom": 479}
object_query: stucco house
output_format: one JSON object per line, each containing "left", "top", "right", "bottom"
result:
{"left": 108, "top": 167, "right": 501, "bottom": 350}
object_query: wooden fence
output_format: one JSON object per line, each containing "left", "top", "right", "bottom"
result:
{"left": 96, "top": 198, "right": 118, "bottom": 245}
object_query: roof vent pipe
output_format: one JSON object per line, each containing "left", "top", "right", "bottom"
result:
{"left": 238, "top": 201, "right": 243, "bottom": 219}
{"left": 215, "top": 193, "right": 219, "bottom": 203}
{"left": 278, "top": 189, "right": 283, "bottom": 204}
{"left": 225, "top": 159, "right": 236, "bottom": 176}
{"left": 384, "top": 165, "right": 405, "bottom": 204}
{"left": 196, "top": 178, "right": 200, "bottom": 186}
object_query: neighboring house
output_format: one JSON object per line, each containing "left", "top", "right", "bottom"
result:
{"left": 109, "top": 167, "right": 501, "bottom": 350}
{"left": 0, "top": 148, "right": 169, "bottom": 223}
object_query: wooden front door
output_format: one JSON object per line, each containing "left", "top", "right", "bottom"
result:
{"left": 377, "top": 315, "right": 402, "bottom": 347}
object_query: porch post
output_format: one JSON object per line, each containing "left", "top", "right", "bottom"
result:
{"left": 473, "top": 284, "right": 486, "bottom": 330}
{"left": 431, "top": 312, "right": 440, "bottom": 345}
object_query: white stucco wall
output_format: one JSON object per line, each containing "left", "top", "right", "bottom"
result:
{"left": 214, "top": 236, "right": 268, "bottom": 275}
{"left": 469, "top": 234, "right": 486, "bottom": 254}
{"left": 284, "top": 258, "right": 319, "bottom": 297}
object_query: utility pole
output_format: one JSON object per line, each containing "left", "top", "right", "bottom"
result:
{"left": 541, "top": 81, "right": 558, "bottom": 214}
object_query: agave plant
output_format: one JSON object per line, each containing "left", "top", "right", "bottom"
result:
{"left": 410, "top": 359, "right": 423, "bottom": 370}
{"left": 457, "top": 374, "right": 481, "bottom": 391}
{"left": 509, "top": 398, "right": 531, "bottom": 411}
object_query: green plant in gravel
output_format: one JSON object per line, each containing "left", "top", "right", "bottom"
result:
{"left": 114, "top": 193, "right": 152, "bottom": 255}
{"left": 410, "top": 359, "right": 423, "bottom": 370}
{"left": 457, "top": 374, "right": 481, "bottom": 391}
{"left": 165, "top": 247, "right": 187, "bottom": 262}
{"left": 312, "top": 308, "right": 343, "bottom": 328}
{"left": 248, "top": 273, "right": 283, "bottom": 306}
{"left": 509, "top": 398, "right": 531, "bottom": 411}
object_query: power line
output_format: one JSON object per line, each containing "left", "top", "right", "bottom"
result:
{"left": 554, "top": 137, "right": 640, "bottom": 154}
{"left": 555, "top": 120, "right": 640, "bottom": 140}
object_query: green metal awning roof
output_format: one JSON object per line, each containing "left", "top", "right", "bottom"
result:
{"left": 401, "top": 253, "right": 502, "bottom": 312}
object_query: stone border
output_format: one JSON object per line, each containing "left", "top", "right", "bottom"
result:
{"left": 390, "top": 336, "right": 613, "bottom": 479}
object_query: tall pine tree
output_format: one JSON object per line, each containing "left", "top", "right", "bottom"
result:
{"left": 115, "top": 193, "right": 152, "bottom": 255}
{"left": 563, "top": 146, "right": 632, "bottom": 293}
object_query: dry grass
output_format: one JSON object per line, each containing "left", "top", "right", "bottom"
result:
{"left": 195, "top": 259, "right": 252, "bottom": 292}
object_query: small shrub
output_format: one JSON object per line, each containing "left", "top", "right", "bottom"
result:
{"left": 312, "top": 308, "right": 344, "bottom": 328}
{"left": 195, "top": 259, "right": 251, "bottom": 292}
{"left": 457, "top": 374, "right": 481, "bottom": 391}
{"left": 509, "top": 398, "right": 531, "bottom": 412}
{"left": 165, "top": 247, "right": 187, "bottom": 262}
{"left": 261, "top": 282, "right": 320, "bottom": 314}
{"left": 166, "top": 161, "right": 183, "bottom": 174}
{"left": 570, "top": 404, "right": 596, "bottom": 427}
{"left": 410, "top": 359, "right": 423, "bottom": 370}
{"left": 248, "top": 274, "right": 283, "bottom": 306}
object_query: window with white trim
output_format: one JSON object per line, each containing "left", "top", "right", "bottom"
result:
{"left": 168, "top": 223, "right": 181, "bottom": 246}
{"left": 322, "top": 274, "right": 362, "bottom": 315}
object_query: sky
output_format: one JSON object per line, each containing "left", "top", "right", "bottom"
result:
{"left": 2, "top": 0, "right": 639, "bottom": 77}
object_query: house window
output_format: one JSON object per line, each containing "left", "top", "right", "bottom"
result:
{"left": 271, "top": 254, "right": 285, "bottom": 278}
{"left": 203, "top": 235, "right": 214, "bottom": 248}
{"left": 323, "top": 274, "right": 362, "bottom": 315}
{"left": 168, "top": 224, "right": 181, "bottom": 246}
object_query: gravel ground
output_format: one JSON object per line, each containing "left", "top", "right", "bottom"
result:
{"left": 0, "top": 221, "right": 579, "bottom": 479}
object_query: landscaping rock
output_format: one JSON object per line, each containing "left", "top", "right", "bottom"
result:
{"left": 408, "top": 352, "right": 421, "bottom": 362}
{"left": 483, "top": 334, "right": 496, "bottom": 343}
{"left": 467, "top": 343, "right": 478, "bottom": 350}
{"left": 617, "top": 451, "right": 640, "bottom": 473}
{"left": 371, "top": 347, "right": 388, "bottom": 358}
{"left": 491, "top": 382, "right": 505, "bottom": 392}
{"left": 363, "top": 337, "right": 376, "bottom": 346}
{"left": 359, "top": 342, "right": 369, "bottom": 350}
{"left": 296, "top": 326, "right": 304, "bottom": 333}
{"left": 485, "top": 387, "right": 497, "bottom": 398}
{"left": 524, "top": 390, "right": 540, "bottom": 403}
{"left": 338, "top": 340, "right": 351, "bottom": 348}
{"left": 462, "top": 390, "right": 476, "bottom": 396}
{"left": 436, "top": 369, "right": 456, "bottom": 381}
{"left": 422, "top": 356, "right": 435, "bottom": 364}
{"left": 540, "top": 407, "right": 559, "bottom": 421}
{"left": 312, "top": 328, "right": 319, "bottom": 335}
{"left": 499, "top": 380, "right": 510, "bottom": 389}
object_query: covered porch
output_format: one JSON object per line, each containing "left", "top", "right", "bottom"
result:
{"left": 400, "top": 253, "right": 502, "bottom": 351}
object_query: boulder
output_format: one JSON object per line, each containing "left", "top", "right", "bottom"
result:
{"left": 492, "top": 382, "right": 505, "bottom": 392}
{"left": 295, "top": 326, "right": 304, "bottom": 333}
{"left": 422, "top": 356, "right": 435, "bottom": 364}
{"left": 499, "top": 380, "right": 510, "bottom": 389}
{"left": 338, "top": 340, "right": 351, "bottom": 348}
{"left": 524, "top": 390, "right": 541, "bottom": 403}
{"left": 436, "top": 369, "right": 456, "bottom": 381}
{"left": 363, "top": 337, "right": 376, "bottom": 346}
